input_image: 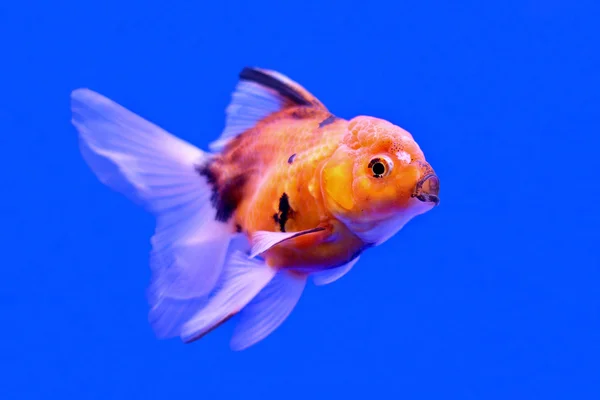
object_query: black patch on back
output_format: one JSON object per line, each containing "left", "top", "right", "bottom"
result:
{"left": 195, "top": 162, "right": 246, "bottom": 222}
{"left": 240, "top": 67, "right": 312, "bottom": 106}
{"left": 275, "top": 192, "right": 294, "bottom": 232}
{"left": 290, "top": 107, "right": 319, "bottom": 119}
{"left": 287, "top": 153, "right": 296, "bottom": 164}
{"left": 318, "top": 114, "right": 337, "bottom": 128}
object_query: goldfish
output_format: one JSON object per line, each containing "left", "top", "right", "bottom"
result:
{"left": 71, "top": 67, "right": 440, "bottom": 350}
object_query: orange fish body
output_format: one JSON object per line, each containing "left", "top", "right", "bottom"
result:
{"left": 71, "top": 67, "right": 439, "bottom": 350}
{"left": 214, "top": 107, "right": 362, "bottom": 270}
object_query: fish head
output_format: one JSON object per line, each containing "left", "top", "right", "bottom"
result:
{"left": 321, "top": 116, "right": 439, "bottom": 245}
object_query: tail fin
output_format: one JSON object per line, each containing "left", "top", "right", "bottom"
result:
{"left": 71, "top": 89, "right": 307, "bottom": 348}
{"left": 71, "top": 89, "right": 235, "bottom": 336}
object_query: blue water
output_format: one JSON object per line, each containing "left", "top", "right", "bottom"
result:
{"left": 1, "top": 1, "right": 598, "bottom": 399}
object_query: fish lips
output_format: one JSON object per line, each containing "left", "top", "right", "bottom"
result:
{"left": 412, "top": 173, "right": 440, "bottom": 206}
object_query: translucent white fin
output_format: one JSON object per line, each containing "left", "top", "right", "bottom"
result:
{"left": 71, "top": 89, "right": 234, "bottom": 335}
{"left": 311, "top": 256, "right": 361, "bottom": 286}
{"left": 180, "top": 251, "right": 276, "bottom": 343}
{"left": 148, "top": 296, "right": 208, "bottom": 339}
{"left": 148, "top": 234, "right": 251, "bottom": 339}
{"left": 209, "top": 80, "right": 285, "bottom": 152}
{"left": 230, "top": 271, "right": 306, "bottom": 351}
{"left": 250, "top": 227, "right": 325, "bottom": 258}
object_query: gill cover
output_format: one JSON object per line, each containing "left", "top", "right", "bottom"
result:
{"left": 321, "top": 145, "right": 356, "bottom": 213}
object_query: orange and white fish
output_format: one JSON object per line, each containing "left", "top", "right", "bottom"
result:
{"left": 71, "top": 67, "right": 440, "bottom": 350}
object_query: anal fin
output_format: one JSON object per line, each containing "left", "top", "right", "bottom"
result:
{"left": 231, "top": 270, "right": 306, "bottom": 350}
{"left": 180, "top": 251, "right": 276, "bottom": 343}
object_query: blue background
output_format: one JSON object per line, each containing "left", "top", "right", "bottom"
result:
{"left": 1, "top": 0, "right": 598, "bottom": 398}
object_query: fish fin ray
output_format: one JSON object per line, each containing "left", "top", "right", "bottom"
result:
{"left": 230, "top": 270, "right": 306, "bottom": 351}
{"left": 180, "top": 251, "right": 276, "bottom": 343}
{"left": 148, "top": 296, "right": 208, "bottom": 339}
{"left": 209, "top": 67, "right": 327, "bottom": 152}
{"left": 71, "top": 89, "right": 236, "bottom": 334}
{"left": 250, "top": 227, "right": 326, "bottom": 258}
{"left": 312, "top": 256, "right": 361, "bottom": 286}
{"left": 147, "top": 235, "right": 251, "bottom": 339}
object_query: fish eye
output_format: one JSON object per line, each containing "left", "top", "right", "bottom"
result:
{"left": 368, "top": 156, "right": 393, "bottom": 178}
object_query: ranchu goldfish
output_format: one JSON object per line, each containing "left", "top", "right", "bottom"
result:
{"left": 71, "top": 67, "right": 440, "bottom": 350}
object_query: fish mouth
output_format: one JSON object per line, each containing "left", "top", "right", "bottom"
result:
{"left": 412, "top": 173, "right": 440, "bottom": 206}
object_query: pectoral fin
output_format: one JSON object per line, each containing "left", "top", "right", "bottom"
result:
{"left": 250, "top": 227, "right": 327, "bottom": 258}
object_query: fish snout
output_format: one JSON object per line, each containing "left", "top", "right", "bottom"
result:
{"left": 412, "top": 173, "right": 440, "bottom": 206}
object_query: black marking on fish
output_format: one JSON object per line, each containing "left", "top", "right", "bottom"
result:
{"left": 235, "top": 224, "right": 243, "bottom": 233}
{"left": 196, "top": 163, "right": 218, "bottom": 189}
{"left": 318, "top": 114, "right": 337, "bottom": 128}
{"left": 288, "top": 154, "right": 296, "bottom": 164}
{"left": 289, "top": 107, "right": 319, "bottom": 119}
{"left": 195, "top": 163, "right": 220, "bottom": 215}
{"left": 240, "top": 67, "right": 312, "bottom": 106}
{"left": 276, "top": 192, "right": 294, "bottom": 232}
{"left": 195, "top": 162, "right": 246, "bottom": 222}
{"left": 218, "top": 175, "right": 247, "bottom": 221}
{"left": 273, "top": 213, "right": 280, "bottom": 224}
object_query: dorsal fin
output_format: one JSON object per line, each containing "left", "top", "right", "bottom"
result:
{"left": 239, "top": 68, "right": 326, "bottom": 109}
{"left": 209, "top": 67, "right": 328, "bottom": 152}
